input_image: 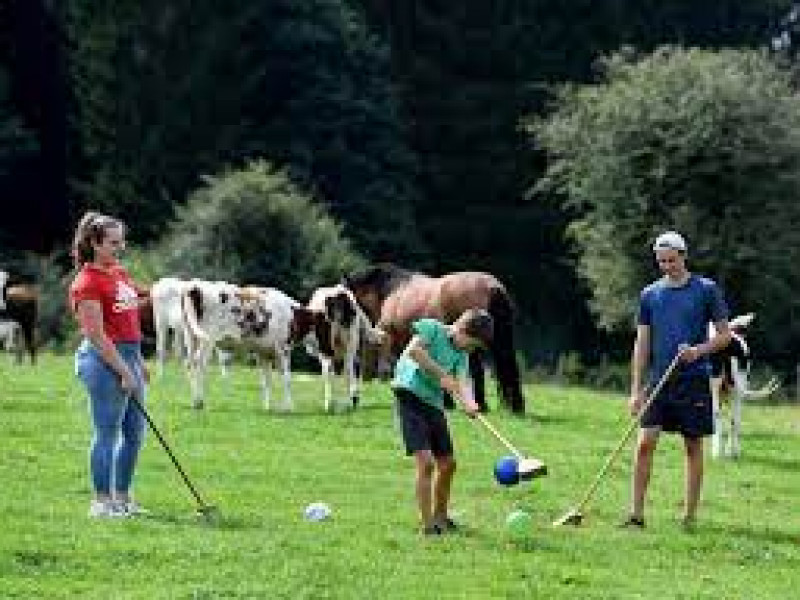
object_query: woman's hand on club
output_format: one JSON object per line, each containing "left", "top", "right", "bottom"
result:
{"left": 119, "top": 367, "right": 137, "bottom": 395}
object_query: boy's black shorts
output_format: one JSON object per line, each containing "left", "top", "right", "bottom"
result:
{"left": 394, "top": 388, "right": 453, "bottom": 457}
{"left": 640, "top": 373, "right": 713, "bottom": 438}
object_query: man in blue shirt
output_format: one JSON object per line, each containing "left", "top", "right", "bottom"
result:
{"left": 625, "top": 231, "right": 731, "bottom": 530}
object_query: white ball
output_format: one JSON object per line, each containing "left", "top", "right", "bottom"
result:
{"left": 304, "top": 502, "right": 332, "bottom": 521}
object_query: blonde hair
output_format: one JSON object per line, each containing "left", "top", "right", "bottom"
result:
{"left": 70, "top": 211, "right": 125, "bottom": 267}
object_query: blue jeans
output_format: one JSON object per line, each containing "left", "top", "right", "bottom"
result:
{"left": 75, "top": 340, "right": 146, "bottom": 495}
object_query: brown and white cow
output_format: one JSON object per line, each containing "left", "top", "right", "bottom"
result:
{"left": 232, "top": 286, "right": 319, "bottom": 412}
{"left": 306, "top": 284, "right": 386, "bottom": 412}
{"left": 181, "top": 282, "right": 319, "bottom": 411}
{"left": 710, "top": 313, "right": 779, "bottom": 458}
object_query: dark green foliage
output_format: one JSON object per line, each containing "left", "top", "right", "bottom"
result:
{"left": 64, "top": 0, "right": 425, "bottom": 259}
{"left": 534, "top": 47, "right": 800, "bottom": 364}
{"left": 151, "top": 160, "right": 365, "bottom": 298}
{"left": 0, "top": 66, "right": 38, "bottom": 234}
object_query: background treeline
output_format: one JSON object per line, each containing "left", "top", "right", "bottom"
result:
{"left": 1, "top": 0, "right": 798, "bottom": 374}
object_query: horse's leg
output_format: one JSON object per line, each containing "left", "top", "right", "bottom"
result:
{"left": 487, "top": 288, "right": 525, "bottom": 414}
{"left": 469, "top": 352, "right": 487, "bottom": 412}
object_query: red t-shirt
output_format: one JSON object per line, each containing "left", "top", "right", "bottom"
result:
{"left": 69, "top": 263, "right": 142, "bottom": 343}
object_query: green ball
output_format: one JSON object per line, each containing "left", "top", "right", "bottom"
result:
{"left": 505, "top": 509, "right": 532, "bottom": 539}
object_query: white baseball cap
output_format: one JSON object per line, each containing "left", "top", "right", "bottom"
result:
{"left": 653, "top": 231, "right": 687, "bottom": 253}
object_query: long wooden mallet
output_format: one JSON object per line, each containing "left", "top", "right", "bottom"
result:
{"left": 553, "top": 353, "right": 682, "bottom": 527}
{"left": 475, "top": 414, "right": 547, "bottom": 480}
{"left": 128, "top": 392, "right": 220, "bottom": 522}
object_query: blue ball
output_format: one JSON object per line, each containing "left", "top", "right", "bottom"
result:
{"left": 494, "top": 456, "right": 520, "bottom": 486}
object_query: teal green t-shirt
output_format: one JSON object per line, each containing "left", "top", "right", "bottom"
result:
{"left": 392, "top": 318, "right": 469, "bottom": 410}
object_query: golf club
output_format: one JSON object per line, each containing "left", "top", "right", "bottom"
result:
{"left": 128, "top": 392, "right": 219, "bottom": 521}
{"left": 475, "top": 413, "right": 547, "bottom": 480}
{"left": 553, "top": 352, "right": 682, "bottom": 527}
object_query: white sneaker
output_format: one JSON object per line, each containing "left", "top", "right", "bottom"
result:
{"left": 88, "top": 500, "right": 128, "bottom": 519}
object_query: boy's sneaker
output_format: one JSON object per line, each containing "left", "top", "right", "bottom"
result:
{"left": 434, "top": 516, "right": 459, "bottom": 533}
{"left": 88, "top": 500, "right": 128, "bottom": 519}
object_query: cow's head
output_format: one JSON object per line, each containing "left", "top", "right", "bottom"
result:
{"left": 232, "top": 290, "right": 272, "bottom": 338}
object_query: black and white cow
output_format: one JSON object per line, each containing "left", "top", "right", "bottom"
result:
{"left": 710, "top": 313, "right": 779, "bottom": 458}
{"left": 306, "top": 284, "right": 387, "bottom": 412}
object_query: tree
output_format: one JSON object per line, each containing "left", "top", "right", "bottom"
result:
{"left": 151, "top": 160, "right": 364, "bottom": 299}
{"left": 64, "top": 0, "right": 425, "bottom": 259}
{"left": 532, "top": 47, "right": 800, "bottom": 366}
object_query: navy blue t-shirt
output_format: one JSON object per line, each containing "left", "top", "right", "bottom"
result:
{"left": 638, "top": 274, "right": 728, "bottom": 384}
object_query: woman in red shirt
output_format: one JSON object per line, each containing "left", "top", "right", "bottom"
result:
{"left": 69, "top": 212, "right": 149, "bottom": 518}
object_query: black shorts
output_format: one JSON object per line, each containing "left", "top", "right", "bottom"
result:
{"left": 640, "top": 373, "right": 713, "bottom": 438}
{"left": 394, "top": 388, "right": 453, "bottom": 458}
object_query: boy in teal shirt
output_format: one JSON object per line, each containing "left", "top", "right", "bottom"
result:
{"left": 392, "top": 308, "right": 494, "bottom": 535}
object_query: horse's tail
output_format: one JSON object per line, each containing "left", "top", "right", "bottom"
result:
{"left": 487, "top": 287, "right": 525, "bottom": 414}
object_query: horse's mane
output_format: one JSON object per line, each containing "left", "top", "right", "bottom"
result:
{"left": 343, "top": 263, "right": 417, "bottom": 298}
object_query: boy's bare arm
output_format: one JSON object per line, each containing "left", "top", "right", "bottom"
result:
{"left": 407, "top": 336, "right": 450, "bottom": 384}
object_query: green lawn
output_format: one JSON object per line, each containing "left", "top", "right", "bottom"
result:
{"left": 1, "top": 354, "right": 799, "bottom": 599}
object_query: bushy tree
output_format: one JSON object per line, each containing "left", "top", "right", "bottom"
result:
{"left": 532, "top": 47, "right": 800, "bottom": 365}
{"left": 151, "top": 160, "right": 364, "bottom": 298}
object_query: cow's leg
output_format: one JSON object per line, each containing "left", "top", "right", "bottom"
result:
{"left": 217, "top": 347, "right": 232, "bottom": 379}
{"left": 320, "top": 356, "right": 334, "bottom": 413}
{"left": 190, "top": 342, "right": 213, "bottom": 409}
{"left": 730, "top": 390, "right": 742, "bottom": 458}
{"left": 256, "top": 354, "right": 272, "bottom": 411}
{"left": 346, "top": 348, "right": 359, "bottom": 410}
{"left": 155, "top": 320, "right": 167, "bottom": 377}
{"left": 278, "top": 346, "right": 293, "bottom": 412}
{"left": 710, "top": 376, "right": 723, "bottom": 459}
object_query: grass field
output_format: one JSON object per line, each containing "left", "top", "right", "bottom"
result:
{"left": 1, "top": 354, "right": 799, "bottom": 599}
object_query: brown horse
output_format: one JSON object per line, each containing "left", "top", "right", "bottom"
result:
{"left": 343, "top": 264, "right": 525, "bottom": 414}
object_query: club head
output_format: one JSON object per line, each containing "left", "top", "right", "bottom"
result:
{"left": 196, "top": 504, "right": 220, "bottom": 524}
{"left": 517, "top": 457, "right": 548, "bottom": 480}
{"left": 552, "top": 508, "right": 583, "bottom": 527}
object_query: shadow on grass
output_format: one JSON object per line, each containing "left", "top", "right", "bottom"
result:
{"left": 704, "top": 521, "right": 799, "bottom": 546}
{"left": 139, "top": 510, "right": 261, "bottom": 531}
{"left": 736, "top": 452, "right": 799, "bottom": 473}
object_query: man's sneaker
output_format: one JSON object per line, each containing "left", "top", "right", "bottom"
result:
{"left": 434, "top": 516, "right": 459, "bottom": 533}
{"left": 119, "top": 501, "right": 150, "bottom": 517}
{"left": 421, "top": 523, "right": 443, "bottom": 536}
{"left": 88, "top": 500, "right": 128, "bottom": 519}
{"left": 619, "top": 515, "right": 645, "bottom": 529}
{"left": 680, "top": 515, "right": 696, "bottom": 532}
